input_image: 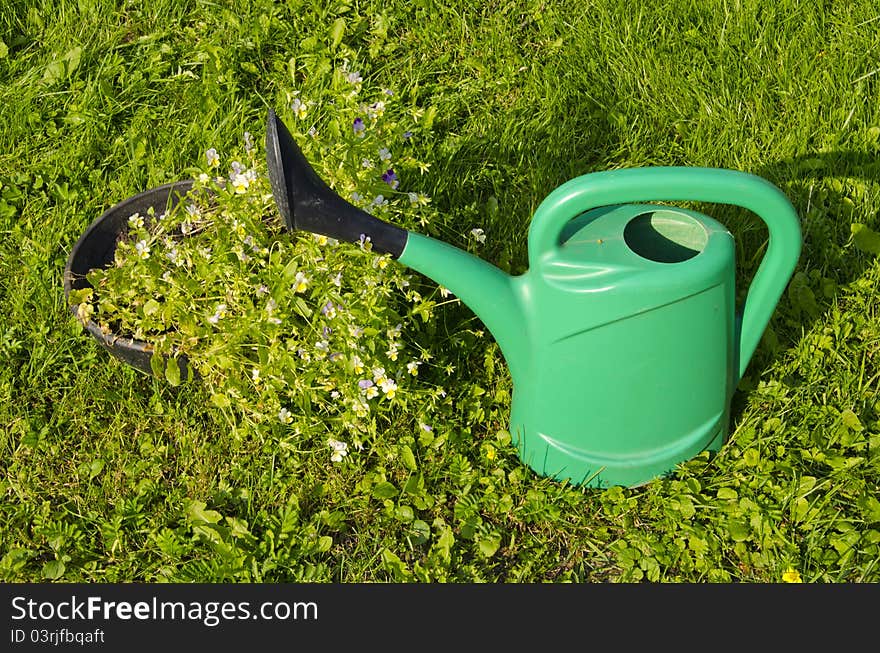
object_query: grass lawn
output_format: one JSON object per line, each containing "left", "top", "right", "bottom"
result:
{"left": 1, "top": 0, "right": 879, "bottom": 582}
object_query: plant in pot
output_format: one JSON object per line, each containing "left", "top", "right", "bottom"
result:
{"left": 65, "top": 65, "right": 454, "bottom": 458}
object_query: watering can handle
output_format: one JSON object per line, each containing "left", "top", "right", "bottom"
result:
{"left": 528, "top": 167, "right": 802, "bottom": 379}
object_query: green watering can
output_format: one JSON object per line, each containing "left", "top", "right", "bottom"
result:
{"left": 266, "top": 110, "right": 802, "bottom": 488}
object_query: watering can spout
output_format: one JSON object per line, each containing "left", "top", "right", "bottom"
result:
{"left": 265, "top": 109, "right": 528, "bottom": 384}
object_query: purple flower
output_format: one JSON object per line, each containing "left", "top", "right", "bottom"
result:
{"left": 358, "top": 379, "right": 374, "bottom": 389}
{"left": 402, "top": 131, "right": 413, "bottom": 140}
{"left": 321, "top": 301, "right": 335, "bottom": 317}
{"left": 323, "top": 326, "right": 332, "bottom": 337}
{"left": 353, "top": 117, "right": 365, "bottom": 135}
{"left": 382, "top": 169, "right": 399, "bottom": 189}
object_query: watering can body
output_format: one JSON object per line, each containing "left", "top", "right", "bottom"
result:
{"left": 266, "top": 111, "right": 802, "bottom": 488}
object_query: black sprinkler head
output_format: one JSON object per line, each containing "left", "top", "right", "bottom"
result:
{"left": 265, "top": 108, "right": 407, "bottom": 258}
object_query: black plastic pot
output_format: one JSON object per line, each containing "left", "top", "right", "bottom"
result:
{"left": 64, "top": 180, "right": 195, "bottom": 378}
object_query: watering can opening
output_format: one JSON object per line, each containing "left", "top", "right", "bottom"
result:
{"left": 623, "top": 209, "right": 709, "bottom": 263}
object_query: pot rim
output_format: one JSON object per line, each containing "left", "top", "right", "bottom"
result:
{"left": 63, "top": 179, "right": 195, "bottom": 359}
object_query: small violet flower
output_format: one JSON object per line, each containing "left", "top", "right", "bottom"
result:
{"left": 353, "top": 117, "right": 365, "bottom": 136}
{"left": 381, "top": 169, "right": 398, "bottom": 189}
{"left": 207, "top": 303, "right": 227, "bottom": 325}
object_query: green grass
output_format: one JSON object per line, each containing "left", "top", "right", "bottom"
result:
{"left": 2, "top": 0, "right": 879, "bottom": 582}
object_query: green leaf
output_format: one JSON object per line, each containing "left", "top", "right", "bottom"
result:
{"left": 329, "top": 17, "right": 346, "bottom": 48}
{"left": 41, "top": 560, "right": 65, "bottom": 580}
{"left": 851, "top": 223, "right": 880, "bottom": 255}
{"left": 728, "top": 519, "right": 750, "bottom": 542}
{"left": 434, "top": 525, "right": 454, "bottom": 561}
{"left": 211, "top": 393, "right": 230, "bottom": 409}
{"left": 477, "top": 531, "right": 501, "bottom": 557}
{"left": 841, "top": 409, "right": 863, "bottom": 432}
{"left": 143, "top": 298, "right": 160, "bottom": 316}
{"left": 316, "top": 535, "right": 333, "bottom": 552}
{"left": 423, "top": 105, "right": 437, "bottom": 129}
{"left": 185, "top": 499, "right": 222, "bottom": 524}
{"left": 150, "top": 353, "right": 165, "bottom": 378}
{"left": 88, "top": 459, "right": 104, "bottom": 480}
{"left": 858, "top": 495, "right": 880, "bottom": 523}
{"left": 0, "top": 40, "right": 8, "bottom": 59}
{"left": 68, "top": 288, "right": 93, "bottom": 305}
{"left": 717, "top": 487, "right": 738, "bottom": 501}
{"left": 371, "top": 481, "right": 398, "bottom": 499}
{"left": 381, "top": 548, "right": 410, "bottom": 580}
{"left": 165, "top": 356, "right": 181, "bottom": 386}
{"left": 410, "top": 520, "right": 431, "bottom": 545}
{"left": 400, "top": 444, "right": 417, "bottom": 471}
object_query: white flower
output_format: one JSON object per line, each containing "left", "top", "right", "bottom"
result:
{"left": 328, "top": 438, "right": 349, "bottom": 462}
{"left": 365, "top": 386, "right": 379, "bottom": 399}
{"left": 378, "top": 147, "right": 391, "bottom": 161}
{"left": 243, "top": 131, "right": 254, "bottom": 153}
{"left": 278, "top": 407, "right": 293, "bottom": 424}
{"left": 205, "top": 148, "right": 220, "bottom": 168}
{"left": 407, "top": 192, "right": 419, "bottom": 204}
{"left": 308, "top": 126, "right": 319, "bottom": 138}
{"left": 346, "top": 71, "right": 363, "bottom": 85}
{"left": 315, "top": 340, "right": 329, "bottom": 352}
{"left": 368, "top": 101, "right": 386, "bottom": 119}
{"left": 470, "top": 228, "right": 486, "bottom": 244}
{"left": 293, "top": 271, "right": 308, "bottom": 293}
{"left": 127, "top": 213, "right": 144, "bottom": 229}
{"left": 379, "top": 378, "right": 398, "bottom": 399}
{"left": 207, "top": 303, "right": 227, "bottom": 325}
{"left": 352, "top": 355, "right": 364, "bottom": 374}
{"left": 331, "top": 272, "right": 342, "bottom": 287}
{"left": 372, "top": 195, "right": 387, "bottom": 207}
{"left": 135, "top": 240, "right": 150, "bottom": 259}
{"left": 291, "top": 97, "right": 308, "bottom": 119}
{"left": 439, "top": 286, "right": 451, "bottom": 298}
{"left": 407, "top": 361, "right": 421, "bottom": 376}
{"left": 353, "top": 400, "right": 369, "bottom": 417}
{"left": 232, "top": 173, "right": 250, "bottom": 194}
{"left": 252, "top": 368, "right": 260, "bottom": 382}
{"left": 372, "top": 367, "right": 386, "bottom": 383}
{"left": 386, "top": 342, "right": 399, "bottom": 361}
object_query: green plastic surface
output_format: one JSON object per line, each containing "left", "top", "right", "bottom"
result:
{"left": 399, "top": 167, "right": 801, "bottom": 487}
